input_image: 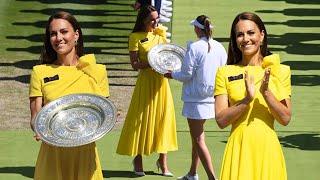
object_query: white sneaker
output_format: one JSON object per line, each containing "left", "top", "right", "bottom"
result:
{"left": 177, "top": 173, "right": 199, "bottom": 180}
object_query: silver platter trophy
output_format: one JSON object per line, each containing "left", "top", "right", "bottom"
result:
{"left": 34, "top": 93, "right": 117, "bottom": 147}
{"left": 148, "top": 44, "right": 186, "bottom": 74}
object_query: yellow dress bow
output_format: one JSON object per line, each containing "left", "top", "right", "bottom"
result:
{"left": 261, "top": 54, "right": 286, "bottom": 100}
{"left": 262, "top": 54, "right": 280, "bottom": 79}
{"left": 77, "top": 54, "right": 110, "bottom": 97}
{"left": 153, "top": 24, "right": 167, "bottom": 38}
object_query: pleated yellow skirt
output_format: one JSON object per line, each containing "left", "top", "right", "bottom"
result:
{"left": 34, "top": 142, "right": 103, "bottom": 180}
{"left": 220, "top": 122, "right": 287, "bottom": 180}
{"left": 117, "top": 69, "right": 178, "bottom": 156}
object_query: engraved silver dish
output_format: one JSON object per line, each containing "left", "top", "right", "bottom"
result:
{"left": 34, "top": 93, "right": 117, "bottom": 147}
{"left": 148, "top": 44, "right": 186, "bottom": 74}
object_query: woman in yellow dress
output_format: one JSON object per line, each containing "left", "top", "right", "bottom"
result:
{"left": 214, "top": 12, "right": 292, "bottom": 180}
{"left": 29, "top": 11, "right": 109, "bottom": 180}
{"left": 116, "top": 5, "right": 177, "bottom": 177}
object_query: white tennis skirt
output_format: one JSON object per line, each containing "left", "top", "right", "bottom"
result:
{"left": 182, "top": 102, "right": 215, "bottom": 120}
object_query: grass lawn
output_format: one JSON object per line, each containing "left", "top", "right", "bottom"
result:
{"left": 1, "top": 130, "right": 320, "bottom": 179}
{"left": 0, "top": 0, "right": 320, "bottom": 179}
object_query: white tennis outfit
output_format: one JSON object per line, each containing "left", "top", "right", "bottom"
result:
{"left": 172, "top": 37, "right": 227, "bottom": 119}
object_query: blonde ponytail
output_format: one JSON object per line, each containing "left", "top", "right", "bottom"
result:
{"left": 204, "top": 18, "right": 212, "bottom": 52}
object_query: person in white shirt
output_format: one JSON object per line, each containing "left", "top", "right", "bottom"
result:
{"left": 165, "top": 15, "right": 227, "bottom": 180}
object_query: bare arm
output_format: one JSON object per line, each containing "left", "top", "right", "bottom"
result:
{"left": 30, "top": 96, "right": 42, "bottom": 132}
{"left": 215, "top": 95, "right": 251, "bottom": 129}
{"left": 260, "top": 69, "right": 292, "bottom": 126}
{"left": 129, "top": 51, "right": 150, "bottom": 70}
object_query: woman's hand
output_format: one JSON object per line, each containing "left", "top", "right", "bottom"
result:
{"left": 244, "top": 70, "right": 255, "bottom": 103}
{"left": 31, "top": 120, "right": 41, "bottom": 141}
{"left": 215, "top": 70, "right": 254, "bottom": 129}
{"left": 164, "top": 71, "right": 172, "bottom": 79}
{"left": 259, "top": 68, "right": 291, "bottom": 126}
{"left": 129, "top": 51, "right": 151, "bottom": 70}
{"left": 33, "top": 134, "right": 41, "bottom": 141}
{"left": 260, "top": 68, "right": 271, "bottom": 95}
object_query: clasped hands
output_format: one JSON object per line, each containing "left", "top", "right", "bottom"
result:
{"left": 244, "top": 68, "right": 271, "bottom": 103}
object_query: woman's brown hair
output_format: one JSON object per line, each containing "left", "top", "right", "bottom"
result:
{"left": 227, "top": 12, "right": 271, "bottom": 65}
{"left": 132, "top": 5, "right": 157, "bottom": 33}
{"left": 40, "top": 11, "right": 84, "bottom": 64}
{"left": 195, "top": 15, "right": 213, "bottom": 52}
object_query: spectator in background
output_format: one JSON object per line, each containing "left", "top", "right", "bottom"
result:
{"left": 131, "top": 0, "right": 151, "bottom": 11}
{"left": 132, "top": 0, "right": 162, "bottom": 16}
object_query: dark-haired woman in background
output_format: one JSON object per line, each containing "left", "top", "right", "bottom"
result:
{"left": 165, "top": 15, "right": 227, "bottom": 180}
{"left": 214, "top": 12, "right": 291, "bottom": 180}
{"left": 116, "top": 5, "right": 177, "bottom": 177}
{"left": 29, "top": 11, "right": 109, "bottom": 180}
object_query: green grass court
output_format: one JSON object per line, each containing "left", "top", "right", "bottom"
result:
{"left": 0, "top": 0, "right": 319, "bottom": 179}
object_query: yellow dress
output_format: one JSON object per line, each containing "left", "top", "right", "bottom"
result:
{"left": 214, "top": 54, "right": 291, "bottom": 180}
{"left": 29, "top": 54, "right": 109, "bottom": 180}
{"left": 116, "top": 27, "right": 178, "bottom": 156}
